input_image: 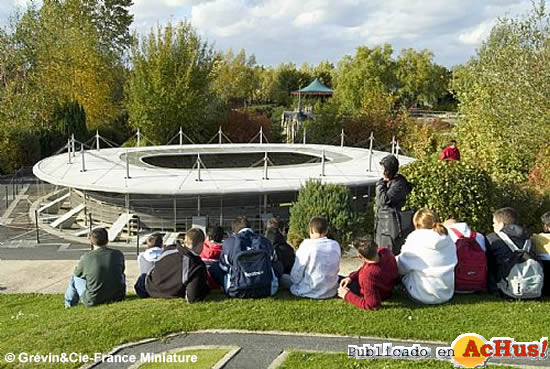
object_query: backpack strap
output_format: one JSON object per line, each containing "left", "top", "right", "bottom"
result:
{"left": 523, "top": 239, "right": 532, "bottom": 253}
{"left": 497, "top": 231, "right": 520, "bottom": 252}
{"left": 450, "top": 228, "right": 464, "bottom": 238}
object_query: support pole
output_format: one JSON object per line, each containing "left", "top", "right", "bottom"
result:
{"left": 137, "top": 128, "right": 141, "bottom": 147}
{"left": 68, "top": 138, "right": 72, "bottom": 164}
{"left": 71, "top": 134, "right": 76, "bottom": 158}
{"left": 89, "top": 213, "right": 93, "bottom": 250}
{"left": 5, "top": 185, "right": 8, "bottom": 208}
{"left": 263, "top": 193, "right": 267, "bottom": 215}
{"left": 391, "top": 136, "right": 396, "bottom": 155}
{"left": 173, "top": 197, "right": 177, "bottom": 232}
{"left": 136, "top": 216, "right": 141, "bottom": 256}
{"left": 303, "top": 127, "right": 306, "bottom": 144}
{"left": 125, "top": 194, "right": 130, "bottom": 244}
{"left": 125, "top": 150, "right": 131, "bottom": 179}
{"left": 34, "top": 209, "right": 40, "bottom": 244}
{"left": 196, "top": 153, "right": 202, "bottom": 181}
{"left": 368, "top": 131, "right": 374, "bottom": 172}
{"left": 258, "top": 195, "right": 262, "bottom": 228}
{"left": 179, "top": 127, "right": 183, "bottom": 146}
{"left": 96, "top": 130, "right": 100, "bottom": 151}
{"left": 219, "top": 196, "right": 223, "bottom": 226}
{"left": 197, "top": 195, "right": 201, "bottom": 216}
{"left": 263, "top": 152, "right": 269, "bottom": 180}
{"left": 218, "top": 126, "right": 222, "bottom": 144}
{"left": 396, "top": 141, "right": 401, "bottom": 160}
{"left": 260, "top": 126, "right": 263, "bottom": 144}
{"left": 321, "top": 149, "right": 326, "bottom": 177}
{"left": 340, "top": 129, "right": 345, "bottom": 148}
{"left": 80, "top": 144, "right": 86, "bottom": 172}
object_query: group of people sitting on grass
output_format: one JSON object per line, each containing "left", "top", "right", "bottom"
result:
{"left": 64, "top": 155, "right": 550, "bottom": 311}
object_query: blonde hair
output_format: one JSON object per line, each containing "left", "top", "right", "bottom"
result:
{"left": 413, "top": 208, "right": 448, "bottom": 236}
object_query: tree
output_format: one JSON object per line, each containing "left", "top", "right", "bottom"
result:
{"left": 81, "top": 0, "right": 134, "bottom": 56}
{"left": 452, "top": 1, "right": 550, "bottom": 183}
{"left": 7, "top": 0, "right": 131, "bottom": 131}
{"left": 299, "top": 60, "right": 334, "bottom": 87}
{"left": 125, "top": 21, "right": 218, "bottom": 144}
{"left": 269, "top": 63, "right": 311, "bottom": 106}
{"left": 395, "top": 48, "right": 450, "bottom": 108}
{"left": 332, "top": 44, "right": 397, "bottom": 116}
{"left": 213, "top": 48, "right": 259, "bottom": 106}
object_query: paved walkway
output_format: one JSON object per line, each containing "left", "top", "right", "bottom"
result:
{"left": 85, "top": 330, "right": 544, "bottom": 369}
{"left": 0, "top": 238, "right": 362, "bottom": 294}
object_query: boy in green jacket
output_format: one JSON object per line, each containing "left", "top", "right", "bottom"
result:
{"left": 64, "top": 228, "right": 126, "bottom": 307}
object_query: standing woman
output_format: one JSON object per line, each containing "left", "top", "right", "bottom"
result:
{"left": 374, "top": 155, "right": 412, "bottom": 254}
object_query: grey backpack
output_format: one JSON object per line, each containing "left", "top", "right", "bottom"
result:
{"left": 496, "top": 232, "right": 544, "bottom": 299}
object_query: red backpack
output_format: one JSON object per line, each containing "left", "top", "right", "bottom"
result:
{"left": 451, "top": 228, "right": 487, "bottom": 292}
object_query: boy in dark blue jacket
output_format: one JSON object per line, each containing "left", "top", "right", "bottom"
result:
{"left": 212, "top": 216, "right": 278, "bottom": 298}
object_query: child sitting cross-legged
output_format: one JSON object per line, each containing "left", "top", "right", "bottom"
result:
{"left": 337, "top": 235, "right": 398, "bottom": 310}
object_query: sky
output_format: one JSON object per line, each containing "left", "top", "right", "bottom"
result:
{"left": 0, "top": 0, "right": 546, "bottom": 68}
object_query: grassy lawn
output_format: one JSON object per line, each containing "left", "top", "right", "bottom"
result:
{"left": 138, "top": 348, "right": 229, "bottom": 369}
{"left": 278, "top": 351, "right": 518, "bottom": 369}
{"left": 0, "top": 291, "right": 548, "bottom": 368}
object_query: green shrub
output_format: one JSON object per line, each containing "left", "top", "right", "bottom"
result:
{"left": 400, "top": 157, "right": 495, "bottom": 234}
{"left": 0, "top": 128, "right": 41, "bottom": 174}
{"left": 529, "top": 144, "right": 550, "bottom": 194}
{"left": 288, "top": 180, "right": 360, "bottom": 248}
{"left": 493, "top": 183, "right": 548, "bottom": 234}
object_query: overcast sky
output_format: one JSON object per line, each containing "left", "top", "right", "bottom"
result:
{"left": 1, "top": 0, "right": 546, "bottom": 68}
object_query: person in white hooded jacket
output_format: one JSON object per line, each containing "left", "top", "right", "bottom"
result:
{"left": 396, "top": 209, "right": 457, "bottom": 304}
{"left": 138, "top": 234, "right": 164, "bottom": 275}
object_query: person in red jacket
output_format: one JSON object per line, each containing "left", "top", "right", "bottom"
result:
{"left": 337, "top": 235, "right": 398, "bottom": 310}
{"left": 200, "top": 226, "right": 225, "bottom": 263}
{"left": 440, "top": 140, "right": 460, "bottom": 161}
{"left": 201, "top": 226, "right": 225, "bottom": 290}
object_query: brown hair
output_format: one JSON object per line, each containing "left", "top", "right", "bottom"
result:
{"left": 354, "top": 235, "right": 377, "bottom": 260}
{"left": 309, "top": 216, "right": 328, "bottom": 235}
{"left": 413, "top": 208, "right": 447, "bottom": 236}
{"left": 493, "top": 207, "right": 519, "bottom": 226}
{"left": 185, "top": 228, "right": 205, "bottom": 248}
{"left": 266, "top": 217, "right": 281, "bottom": 230}
{"left": 90, "top": 227, "right": 109, "bottom": 247}
{"left": 232, "top": 216, "right": 251, "bottom": 233}
{"left": 146, "top": 233, "right": 163, "bottom": 249}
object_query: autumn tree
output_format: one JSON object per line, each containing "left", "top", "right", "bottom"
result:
{"left": 213, "top": 48, "right": 259, "bottom": 106}
{"left": 395, "top": 48, "right": 450, "bottom": 108}
{"left": 332, "top": 44, "right": 397, "bottom": 116}
{"left": 125, "top": 21, "right": 219, "bottom": 144}
{"left": 452, "top": 1, "right": 550, "bottom": 183}
{"left": 299, "top": 60, "right": 335, "bottom": 87}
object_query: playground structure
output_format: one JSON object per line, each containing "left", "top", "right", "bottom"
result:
{"left": 31, "top": 128, "right": 413, "bottom": 244}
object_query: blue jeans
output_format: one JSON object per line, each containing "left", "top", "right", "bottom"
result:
{"left": 207, "top": 262, "right": 226, "bottom": 289}
{"left": 134, "top": 273, "right": 150, "bottom": 298}
{"left": 64, "top": 275, "right": 87, "bottom": 307}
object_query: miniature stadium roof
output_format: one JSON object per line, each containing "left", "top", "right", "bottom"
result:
{"left": 291, "top": 78, "right": 333, "bottom": 95}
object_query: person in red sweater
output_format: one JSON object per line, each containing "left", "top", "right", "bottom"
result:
{"left": 440, "top": 140, "right": 460, "bottom": 161}
{"left": 337, "top": 235, "right": 398, "bottom": 310}
{"left": 200, "top": 226, "right": 225, "bottom": 263}
{"left": 201, "top": 226, "right": 225, "bottom": 290}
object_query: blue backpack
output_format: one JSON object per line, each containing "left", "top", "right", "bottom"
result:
{"left": 226, "top": 232, "right": 276, "bottom": 298}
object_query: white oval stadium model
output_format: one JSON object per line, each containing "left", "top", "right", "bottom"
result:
{"left": 32, "top": 142, "right": 414, "bottom": 242}
{"left": 33, "top": 143, "right": 413, "bottom": 195}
